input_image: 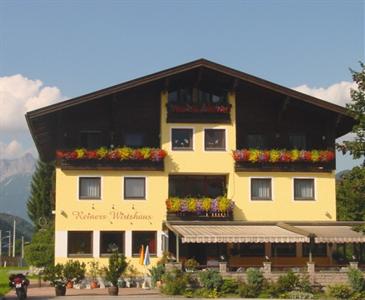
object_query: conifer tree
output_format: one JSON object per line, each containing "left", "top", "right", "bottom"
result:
{"left": 338, "top": 62, "right": 365, "bottom": 165}
{"left": 27, "top": 160, "right": 55, "bottom": 229}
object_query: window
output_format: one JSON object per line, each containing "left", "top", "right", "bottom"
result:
{"left": 124, "top": 177, "right": 146, "bottom": 199}
{"left": 247, "top": 134, "right": 266, "bottom": 149}
{"left": 79, "top": 177, "right": 101, "bottom": 199}
{"left": 124, "top": 133, "right": 144, "bottom": 147}
{"left": 171, "top": 128, "right": 193, "bottom": 150}
{"left": 132, "top": 231, "right": 157, "bottom": 256}
{"left": 68, "top": 231, "right": 93, "bottom": 257}
{"left": 251, "top": 178, "right": 272, "bottom": 200}
{"left": 168, "top": 88, "right": 226, "bottom": 105}
{"left": 240, "top": 243, "right": 265, "bottom": 257}
{"left": 80, "top": 131, "right": 101, "bottom": 149}
{"left": 294, "top": 179, "right": 315, "bottom": 200}
{"left": 169, "top": 175, "right": 226, "bottom": 198}
{"left": 100, "top": 231, "right": 125, "bottom": 256}
{"left": 289, "top": 134, "right": 306, "bottom": 149}
{"left": 302, "top": 243, "right": 327, "bottom": 257}
{"left": 272, "top": 243, "right": 296, "bottom": 257}
{"left": 204, "top": 129, "right": 226, "bottom": 151}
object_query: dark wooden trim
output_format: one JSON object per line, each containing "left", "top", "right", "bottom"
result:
{"left": 166, "top": 212, "right": 233, "bottom": 221}
{"left": 58, "top": 159, "right": 164, "bottom": 171}
{"left": 26, "top": 58, "right": 350, "bottom": 119}
{"left": 235, "top": 161, "right": 334, "bottom": 173}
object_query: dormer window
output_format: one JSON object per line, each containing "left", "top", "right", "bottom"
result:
{"left": 247, "top": 134, "right": 266, "bottom": 149}
{"left": 124, "top": 133, "right": 144, "bottom": 147}
{"left": 289, "top": 134, "right": 306, "bottom": 149}
{"left": 80, "top": 131, "right": 101, "bottom": 149}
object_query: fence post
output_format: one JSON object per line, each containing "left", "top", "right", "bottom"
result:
{"left": 219, "top": 262, "right": 227, "bottom": 273}
{"left": 263, "top": 261, "right": 272, "bottom": 276}
{"left": 307, "top": 262, "right": 315, "bottom": 283}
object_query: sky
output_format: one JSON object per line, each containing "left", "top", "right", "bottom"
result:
{"left": 0, "top": 0, "right": 364, "bottom": 171}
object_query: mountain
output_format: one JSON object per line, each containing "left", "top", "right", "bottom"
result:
{"left": 0, "top": 213, "right": 34, "bottom": 255}
{"left": 0, "top": 154, "right": 36, "bottom": 221}
{"left": 336, "top": 169, "right": 350, "bottom": 181}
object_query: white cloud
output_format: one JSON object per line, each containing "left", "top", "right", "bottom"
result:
{"left": 0, "top": 140, "right": 34, "bottom": 159}
{"left": 0, "top": 74, "right": 65, "bottom": 131}
{"left": 292, "top": 81, "right": 356, "bottom": 107}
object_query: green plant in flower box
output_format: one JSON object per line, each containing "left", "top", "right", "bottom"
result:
{"left": 140, "top": 147, "right": 151, "bottom": 160}
{"left": 118, "top": 147, "right": 132, "bottom": 160}
{"left": 75, "top": 148, "right": 87, "bottom": 159}
{"left": 202, "top": 197, "right": 211, "bottom": 213}
{"left": 217, "top": 196, "right": 230, "bottom": 212}
{"left": 187, "top": 198, "right": 197, "bottom": 212}
{"left": 270, "top": 149, "right": 280, "bottom": 162}
{"left": 96, "top": 147, "right": 108, "bottom": 159}
{"left": 170, "top": 197, "right": 181, "bottom": 213}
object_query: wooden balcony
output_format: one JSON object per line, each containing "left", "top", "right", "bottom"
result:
{"left": 166, "top": 104, "right": 231, "bottom": 124}
{"left": 234, "top": 161, "right": 335, "bottom": 172}
{"left": 58, "top": 159, "right": 164, "bottom": 171}
{"left": 56, "top": 148, "right": 166, "bottom": 171}
{"left": 166, "top": 212, "right": 233, "bottom": 221}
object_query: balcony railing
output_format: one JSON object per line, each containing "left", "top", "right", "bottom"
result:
{"left": 166, "top": 103, "right": 231, "bottom": 123}
{"left": 56, "top": 147, "right": 167, "bottom": 171}
{"left": 233, "top": 149, "right": 335, "bottom": 172}
{"left": 166, "top": 197, "right": 234, "bottom": 221}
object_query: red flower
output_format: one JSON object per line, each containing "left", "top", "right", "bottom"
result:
{"left": 280, "top": 151, "right": 291, "bottom": 162}
{"left": 56, "top": 151, "right": 65, "bottom": 159}
{"left": 131, "top": 149, "right": 144, "bottom": 160}
{"left": 108, "top": 150, "right": 120, "bottom": 160}
{"left": 86, "top": 150, "right": 97, "bottom": 159}
{"left": 303, "top": 151, "right": 312, "bottom": 161}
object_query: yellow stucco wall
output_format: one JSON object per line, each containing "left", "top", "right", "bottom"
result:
{"left": 54, "top": 90, "right": 337, "bottom": 266}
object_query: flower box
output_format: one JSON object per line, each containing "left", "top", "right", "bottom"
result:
{"left": 165, "top": 197, "right": 234, "bottom": 220}
{"left": 232, "top": 149, "right": 335, "bottom": 172}
{"left": 56, "top": 147, "right": 167, "bottom": 171}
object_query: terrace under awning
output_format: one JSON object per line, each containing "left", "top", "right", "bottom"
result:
{"left": 296, "top": 226, "right": 365, "bottom": 243}
{"left": 167, "top": 224, "right": 310, "bottom": 243}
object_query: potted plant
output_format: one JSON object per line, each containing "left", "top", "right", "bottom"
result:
{"left": 88, "top": 260, "right": 101, "bottom": 289}
{"left": 63, "top": 260, "right": 86, "bottom": 288}
{"left": 149, "top": 264, "right": 165, "bottom": 288}
{"left": 184, "top": 258, "right": 199, "bottom": 272}
{"left": 104, "top": 250, "right": 128, "bottom": 295}
{"left": 43, "top": 264, "right": 67, "bottom": 296}
{"left": 124, "top": 265, "right": 140, "bottom": 287}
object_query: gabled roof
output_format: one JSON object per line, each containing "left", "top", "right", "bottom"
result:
{"left": 26, "top": 58, "right": 350, "bottom": 119}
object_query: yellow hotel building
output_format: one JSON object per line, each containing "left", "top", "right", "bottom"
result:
{"left": 26, "top": 59, "right": 365, "bottom": 271}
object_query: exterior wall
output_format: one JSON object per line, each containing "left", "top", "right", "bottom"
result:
{"left": 54, "top": 90, "right": 337, "bottom": 267}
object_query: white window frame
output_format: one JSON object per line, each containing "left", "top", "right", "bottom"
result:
{"left": 170, "top": 127, "right": 195, "bottom": 151}
{"left": 203, "top": 127, "right": 227, "bottom": 152}
{"left": 249, "top": 177, "right": 274, "bottom": 201}
{"left": 123, "top": 176, "right": 147, "bottom": 200}
{"left": 292, "top": 177, "right": 316, "bottom": 201}
{"left": 77, "top": 175, "right": 103, "bottom": 201}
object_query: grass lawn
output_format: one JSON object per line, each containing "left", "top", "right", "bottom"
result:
{"left": 0, "top": 267, "right": 28, "bottom": 296}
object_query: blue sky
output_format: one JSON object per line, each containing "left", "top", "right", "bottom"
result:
{"left": 0, "top": 0, "right": 364, "bottom": 171}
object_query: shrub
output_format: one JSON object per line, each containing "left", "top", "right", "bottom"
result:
{"left": 276, "top": 270, "right": 300, "bottom": 293}
{"left": 220, "top": 278, "right": 239, "bottom": 295}
{"left": 348, "top": 268, "right": 365, "bottom": 292}
{"left": 245, "top": 268, "right": 266, "bottom": 297}
{"left": 239, "top": 282, "right": 258, "bottom": 298}
{"left": 327, "top": 284, "right": 353, "bottom": 300}
{"left": 149, "top": 264, "right": 165, "bottom": 288}
{"left": 63, "top": 260, "right": 86, "bottom": 284}
{"left": 198, "top": 269, "right": 223, "bottom": 291}
{"left": 280, "top": 291, "right": 314, "bottom": 299}
{"left": 184, "top": 258, "right": 199, "bottom": 271}
{"left": 160, "top": 269, "right": 187, "bottom": 295}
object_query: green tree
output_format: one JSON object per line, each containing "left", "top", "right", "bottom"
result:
{"left": 27, "top": 160, "right": 55, "bottom": 229}
{"left": 339, "top": 62, "right": 365, "bottom": 165}
{"left": 337, "top": 166, "right": 365, "bottom": 220}
{"left": 24, "top": 222, "right": 54, "bottom": 268}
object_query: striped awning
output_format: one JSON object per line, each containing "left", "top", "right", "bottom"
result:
{"left": 297, "top": 226, "right": 365, "bottom": 243}
{"left": 169, "top": 225, "right": 310, "bottom": 243}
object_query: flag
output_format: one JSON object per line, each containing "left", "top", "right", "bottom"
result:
{"left": 143, "top": 245, "right": 150, "bottom": 266}
{"left": 139, "top": 245, "right": 144, "bottom": 265}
